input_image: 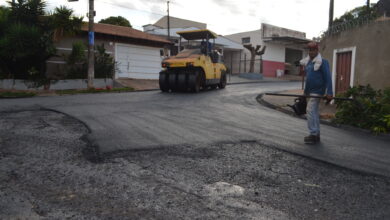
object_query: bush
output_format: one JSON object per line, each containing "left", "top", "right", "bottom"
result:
{"left": 64, "top": 42, "right": 115, "bottom": 79}
{"left": 64, "top": 41, "right": 87, "bottom": 79}
{"left": 94, "top": 44, "right": 115, "bottom": 79}
{"left": 334, "top": 85, "right": 390, "bottom": 133}
{"left": 0, "top": 2, "right": 82, "bottom": 88}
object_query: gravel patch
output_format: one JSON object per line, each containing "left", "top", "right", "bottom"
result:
{"left": 1, "top": 110, "right": 389, "bottom": 219}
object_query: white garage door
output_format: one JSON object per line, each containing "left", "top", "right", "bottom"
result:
{"left": 115, "top": 43, "right": 163, "bottom": 79}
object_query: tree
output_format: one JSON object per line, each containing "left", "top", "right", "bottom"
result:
{"left": 99, "top": 16, "right": 131, "bottom": 27}
{"left": 0, "top": 0, "right": 82, "bottom": 86}
{"left": 333, "top": 3, "right": 378, "bottom": 26}
{"left": 376, "top": 0, "right": 390, "bottom": 16}
{"left": 49, "top": 6, "right": 83, "bottom": 41}
{"left": 0, "top": 0, "right": 53, "bottom": 81}
{"left": 243, "top": 44, "right": 266, "bottom": 73}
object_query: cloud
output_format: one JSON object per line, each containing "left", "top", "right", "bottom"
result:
{"left": 108, "top": 0, "right": 136, "bottom": 10}
{"left": 248, "top": 9, "right": 256, "bottom": 17}
{"left": 210, "top": 0, "right": 243, "bottom": 14}
{"left": 149, "top": 5, "right": 165, "bottom": 21}
{"left": 2, "top": 0, "right": 380, "bottom": 38}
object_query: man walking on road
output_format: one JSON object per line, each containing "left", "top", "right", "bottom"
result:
{"left": 300, "top": 42, "right": 333, "bottom": 144}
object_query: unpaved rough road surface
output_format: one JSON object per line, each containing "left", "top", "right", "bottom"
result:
{"left": 1, "top": 110, "right": 389, "bottom": 219}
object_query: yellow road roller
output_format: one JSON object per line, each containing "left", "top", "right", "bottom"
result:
{"left": 159, "top": 29, "right": 227, "bottom": 92}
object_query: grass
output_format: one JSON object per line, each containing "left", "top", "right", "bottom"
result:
{"left": 55, "top": 87, "right": 134, "bottom": 95}
{"left": 0, "top": 91, "right": 37, "bottom": 98}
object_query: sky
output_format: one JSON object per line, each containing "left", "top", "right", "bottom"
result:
{"left": 1, "top": 0, "right": 379, "bottom": 39}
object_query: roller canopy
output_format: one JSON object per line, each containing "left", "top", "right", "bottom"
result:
{"left": 176, "top": 29, "right": 218, "bottom": 40}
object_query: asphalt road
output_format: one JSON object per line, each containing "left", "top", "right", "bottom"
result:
{"left": 1, "top": 109, "right": 389, "bottom": 219}
{"left": 0, "top": 82, "right": 389, "bottom": 178}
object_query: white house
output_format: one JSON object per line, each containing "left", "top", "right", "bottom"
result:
{"left": 143, "top": 16, "right": 244, "bottom": 73}
{"left": 47, "top": 23, "right": 172, "bottom": 80}
{"left": 224, "top": 23, "right": 310, "bottom": 77}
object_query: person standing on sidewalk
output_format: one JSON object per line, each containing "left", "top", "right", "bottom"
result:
{"left": 300, "top": 42, "right": 333, "bottom": 144}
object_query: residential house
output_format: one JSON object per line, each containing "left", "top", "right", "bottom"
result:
{"left": 47, "top": 23, "right": 172, "bottom": 80}
{"left": 152, "top": 16, "right": 207, "bottom": 30}
{"left": 320, "top": 17, "right": 390, "bottom": 93}
{"left": 143, "top": 16, "right": 244, "bottom": 73}
{"left": 224, "top": 23, "right": 310, "bottom": 77}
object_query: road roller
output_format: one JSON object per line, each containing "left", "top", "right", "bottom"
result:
{"left": 159, "top": 29, "right": 227, "bottom": 92}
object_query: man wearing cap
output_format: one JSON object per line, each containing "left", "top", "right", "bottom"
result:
{"left": 300, "top": 42, "right": 333, "bottom": 144}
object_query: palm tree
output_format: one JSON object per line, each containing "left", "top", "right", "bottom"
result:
{"left": 49, "top": 6, "right": 83, "bottom": 40}
{"left": 1, "top": 0, "right": 51, "bottom": 79}
{"left": 9, "top": 0, "right": 46, "bottom": 25}
{"left": 0, "top": 1, "right": 82, "bottom": 86}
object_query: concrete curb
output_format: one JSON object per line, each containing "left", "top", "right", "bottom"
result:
{"left": 0, "top": 95, "right": 36, "bottom": 99}
{"left": 257, "top": 93, "right": 390, "bottom": 139}
{"left": 227, "top": 79, "right": 300, "bottom": 85}
{"left": 228, "top": 81, "right": 287, "bottom": 85}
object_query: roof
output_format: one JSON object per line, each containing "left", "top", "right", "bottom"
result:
{"left": 177, "top": 29, "right": 218, "bottom": 40}
{"left": 145, "top": 27, "right": 243, "bottom": 50}
{"left": 263, "top": 36, "right": 311, "bottom": 45}
{"left": 81, "top": 23, "right": 172, "bottom": 44}
{"left": 145, "top": 27, "right": 199, "bottom": 38}
{"left": 154, "top": 16, "right": 207, "bottom": 29}
{"left": 215, "top": 35, "right": 244, "bottom": 50}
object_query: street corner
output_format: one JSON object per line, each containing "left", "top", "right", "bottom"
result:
{"left": 258, "top": 90, "right": 337, "bottom": 121}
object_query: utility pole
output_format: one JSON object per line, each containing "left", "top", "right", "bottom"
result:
{"left": 167, "top": 1, "right": 170, "bottom": 40}
{"left": 87, "top": 0, "right": 95, "bottom": 89}
{"left": 328, "top": 0, "right": 334, "bottom": 28}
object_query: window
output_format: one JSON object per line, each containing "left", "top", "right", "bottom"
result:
{"left": 242, "top": 37, "right": 250, "bottom": 44}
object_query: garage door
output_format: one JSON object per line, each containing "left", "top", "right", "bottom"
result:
{"left": 115, "top": 44, "right": 162, "bottom": 79}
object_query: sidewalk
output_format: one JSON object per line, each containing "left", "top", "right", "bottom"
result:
{"left": 260, "top": 89, "right": 336, "bottom": 120}
{"left": 115, "top": 78, "right": 159, "bottom": 91}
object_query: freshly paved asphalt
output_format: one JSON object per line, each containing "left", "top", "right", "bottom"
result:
{"left": 1, "top": 82, "right": 389, "bottom": 177}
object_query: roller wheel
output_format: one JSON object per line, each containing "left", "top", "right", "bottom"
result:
{"left": 168, "top": 72, "right": 178, "bottom": 92}
{"left": 189, "top": 71, "right": 200, "bottom": 93}
{"left": 218, "top": 73, "right": 227, "bottom": 89}
{"left": 177, "top": 73, "right": 187, "bottom": 91}
{"left": 159, "top": 71, "right": 169, "bottom": 92}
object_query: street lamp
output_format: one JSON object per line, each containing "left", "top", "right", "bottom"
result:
{"left": 68, "top": 0, "right": 95, "bottom": 89}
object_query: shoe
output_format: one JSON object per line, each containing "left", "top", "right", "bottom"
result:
{"left": 304, "top": 135, "right": 319, "bottom": 144}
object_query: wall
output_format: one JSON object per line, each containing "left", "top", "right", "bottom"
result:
{"left": 224, "top": 30, "right": 286, "bottom": 75}
{"left": 321, "top": 19, "right": 390, "bottom": 90}
{"left": 261, "top": 23, "right": 306, "bottom": 39}
{"left": 262, "top": 43, "right": 285, "bottom": 62}
{"left": 46, "top": 36, "right": 115, "bottom": 79}
{"left": 223, "top": 50, "right": 242, "bottom": 74}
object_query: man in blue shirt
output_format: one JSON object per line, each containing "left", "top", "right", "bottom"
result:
{"left": 300, "top": 42, "right": 333, "bottom": 144}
